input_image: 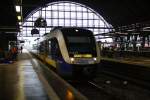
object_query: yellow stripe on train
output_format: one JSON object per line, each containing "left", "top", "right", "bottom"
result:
{"left": 74, "top": 54, "right": 92, "bottom": 58}
{"left": 45, "top": 57, "right": 57, "bottom": 68}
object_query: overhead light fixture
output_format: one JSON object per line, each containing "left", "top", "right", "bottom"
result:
{"left": 19, "top": 22, "right": 22, "bottom": 25}
{"left": 31, "top": 28, "right": 39, "bottom": 35}
{"left": 15, "top": 5, "right": 21, "bottom": 12}
{"left": 17, "top": 16, "right": 21, "bottom": 20}
{"left": 20, "top": 26, "right": 23, "bottom": 29}
{"left": 34, "top": 17, "right": 47, "bottom": 27}
{"left": 19, "top": 28, "right": 22, "bottom": 32}
{"left": 75, "top": 29, "right": 79, "bottom": 32}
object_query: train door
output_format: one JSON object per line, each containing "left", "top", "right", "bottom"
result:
{"left": 51, "top": 38, "right": 67, "bottom": 75}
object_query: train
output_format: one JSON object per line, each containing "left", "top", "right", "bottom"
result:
{"left": 32, "top": 27, "right": 101, "bottom": 79}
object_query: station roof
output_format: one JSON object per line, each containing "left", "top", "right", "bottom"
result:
{"left": 0, "top": 0, "right": 150, "bottom": 32}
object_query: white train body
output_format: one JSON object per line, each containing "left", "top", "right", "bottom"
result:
{"left": 36, "top": 27, "right": 100, "bottom": 79}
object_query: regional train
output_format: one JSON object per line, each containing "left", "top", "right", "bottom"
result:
{"left": 33, "top": 27, "right": 100, "bottom": 79}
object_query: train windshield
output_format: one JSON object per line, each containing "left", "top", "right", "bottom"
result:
{"left": 67, "top": 37, "right": 91, "bottom": 43}
{"left": 61, "top": 28, "right": 97, "bottom": 57}
{"left": 65, "top": 35, "right": 97, "bottom": 57}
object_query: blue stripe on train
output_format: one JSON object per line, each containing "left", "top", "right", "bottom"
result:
{"left": 56, "top": 58, "right": 73, "bottom": 76}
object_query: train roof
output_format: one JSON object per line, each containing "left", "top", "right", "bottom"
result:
{"left": 51, "top": 27, "right": 93, "bottom": 36}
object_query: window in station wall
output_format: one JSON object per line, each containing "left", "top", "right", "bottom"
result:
{"left": 18, "top": 1, "right": 114, "bottom": 48}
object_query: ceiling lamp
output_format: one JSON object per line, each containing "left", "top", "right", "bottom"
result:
{"left": 17, "top": 15, "right": 21, "bottom": 20}
{"left": 31, "top": 28, "right": 39, "bottom": 35}
{"left": 15, "top": 5, "right": 21, "bottom": 12}
{"left": 19, "top": 22, "right": 22, "bottom": 25}
{"left": 34, "top": 17, "right": 47, "bottom": 27}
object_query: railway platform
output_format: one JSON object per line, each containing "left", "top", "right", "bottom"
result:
{"left": 0, "top": 49, "right": 87, "bottom": 100}
{"left": 0, "top": 49, "right": 51, "bottom": 100}
{"left": 102, "top": 56, "right": 150, "bottom": 68}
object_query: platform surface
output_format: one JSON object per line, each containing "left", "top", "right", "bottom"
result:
{"left": 102, "top": 56, "right": 150, "bottom": 67}
{"left": 0, "top": 49, "right": 49, "bottom": 100}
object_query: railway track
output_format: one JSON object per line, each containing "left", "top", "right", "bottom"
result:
{"left": 69, "top": 69, "right": 150, "bottom": 100}
{"left": 70, "top": 80, "right": 119, "bottom": 100}
{"left": 100, "top": 59, "right": 150, "bottom": 88}
{"left": 92, "top": 71, "right": 150, "bottom": 100}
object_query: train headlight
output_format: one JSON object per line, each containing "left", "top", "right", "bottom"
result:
{"left": 70, "top": 58, "right": 75, "bottom": 62}
{"left": 93, "top": 58, "right": 97, "bottom": 61}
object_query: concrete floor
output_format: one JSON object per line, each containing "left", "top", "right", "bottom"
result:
{"left": 0, "top": 49, "right": 49, "bottom": 100}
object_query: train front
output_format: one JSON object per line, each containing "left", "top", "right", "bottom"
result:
{"left": 62, "top": 28, "right": 100, "bottom": 79}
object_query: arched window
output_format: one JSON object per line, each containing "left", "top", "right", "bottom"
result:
{"left": 18, "top": 1, "right": 113, "bottom": 46}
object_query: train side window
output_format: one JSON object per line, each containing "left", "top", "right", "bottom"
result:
{"left": 39, "top": 42, "right": 44, "bottom": 54}
{"left": 48, "top": 40, "right": 51, "bottom": 55}
{"left": 55, "top": 42, "right": 61, "bottom": 57}
{"left": 51, "top": 38, "right": 61, "bottom": 58}
{"left": 51, "top": 38, "right": 55, "bottom": 58}
{"left": 45, "top": 40, "right": 49, "bottom": 55}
